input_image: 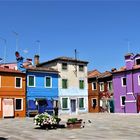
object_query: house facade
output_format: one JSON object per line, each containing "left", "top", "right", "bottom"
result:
{"left": 113, "top": 53, "right": 140, "bottom": 113}
{"left": 26, "top": 67, "right": 59, "bottom": 116}
{"left": 0, "top": 67, "right": 26, "bottom": 118}
{"left": 88, "top": 70, "right": 101, "bottom": 113}
{"left": 98, "top": 71, "right": 114, "bottom": 113}
{"left": 37, "top": 57, "right": 89, "bottom": 114}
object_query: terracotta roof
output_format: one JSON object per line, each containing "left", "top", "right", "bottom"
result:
{"left": 98, "top": 71, "right": 112, "bottom": 79}
{"left": 26, "top": 66, "right": 58, "bottom": 73}
{"left": 0, "top": 67, "right": 24, "bottom": 74}
{"left": 37, "top": 56, "right": 88, "bottom": 66}
{"left": 113, "top": 65, "right": 140, "bottom": 73}
{"left": 88, "top": 69, "right": 101, "bottom": 78}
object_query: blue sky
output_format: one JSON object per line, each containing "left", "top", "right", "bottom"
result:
{"left": 0, "top": 0, "right": 140, "bottom": 72}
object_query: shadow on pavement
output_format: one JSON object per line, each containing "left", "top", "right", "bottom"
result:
{"left": 0, "top": 137, "right": 8, "bottom": 140}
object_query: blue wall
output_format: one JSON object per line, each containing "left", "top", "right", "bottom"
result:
{"left": 26, "top": 71, "right": 58, "bottom": 115}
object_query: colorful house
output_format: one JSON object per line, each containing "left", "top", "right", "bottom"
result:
{"left": 98, "top": 71, "right": 114, "bottom": 113}
{"left": 0, "top": 67, "right": 26, "bottom": 118}
{"left": 26, "top": 66, "right": 59, "bottom": 116}
{"left": 37, "top": 57, "right": 89, "bottom": 114}
{"left": 113, "top": 53, "right": 140, "bottom": 113}
{"left": 88, "top": 69, "right": 101, "bottom": 113}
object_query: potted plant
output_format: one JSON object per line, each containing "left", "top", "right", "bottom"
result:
{"left": 66, "top": 118, "right": 83, "bottom": 129}
{"left": 34, "top": 112, "right": 61, "bottom": 129}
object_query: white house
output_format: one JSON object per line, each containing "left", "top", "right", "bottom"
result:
{"left": 37, "top": 57, "right": 89, "bottom": 114}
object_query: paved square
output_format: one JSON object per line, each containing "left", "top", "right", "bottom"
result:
{"left": 0, "top": 113, "right": 140, "bottom": 140}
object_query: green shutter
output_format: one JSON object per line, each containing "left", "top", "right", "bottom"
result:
{"left": 62, "top": 79, "right": 68, "bottom": 89}
{"left": 62, "top": 98, "right": 68, "bottom": 109}
{"left": 46, "top": 77, "right": 51, "bottom": 87}
{"left": 79, "top": 80, "right": 84, "bottom": 89}
{"left": 79, "top": 98, "right": 84, "bottom": 108}
{"left": 29, "top": 76, "right": 34, "bottom": 86}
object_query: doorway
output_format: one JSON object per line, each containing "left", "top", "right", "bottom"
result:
{"left": 71, "top": 99, "right": 76, "bottom": 113}
{"left": 3, "top": 98, "right": 14, "bottom": 118}
{"left": 137, "top": 95, "right": 140, "bottom": 113}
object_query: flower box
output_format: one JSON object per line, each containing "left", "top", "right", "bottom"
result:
{"left": 66, "top": 118, "right": 83, "bottom": 129}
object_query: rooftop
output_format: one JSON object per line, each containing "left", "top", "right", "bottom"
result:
{"left": 0, "top": 67, "right": 24, "bottom": 74}
{"left": 37, "top": 56, "right": 88, "bottom": 66}
{"left": 88, "top": 69, "right": 101, "bottom": 78}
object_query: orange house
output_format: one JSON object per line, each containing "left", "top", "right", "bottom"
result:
{"left": 0, "top": 67, "right": 26, "bottom": 118}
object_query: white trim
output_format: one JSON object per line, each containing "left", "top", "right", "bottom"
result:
{"left": 99, "top": 82, "right": 104, "bottom": 91}
{"left": 121, "top": 77, "right": 126, "bottom": 87}
{"left": 125, "top": 59, "right": 133, "bottom": 62}
{"left": 107, "top": 81, "right": 113, "bottom": 91}
{"left": 92, "top": 82, "right": 97, "bottom": 90}
{"left": 138, "top": 75, "right": 140, "bottom": 86}
{"left": 127, "top": 92, "right": 133, "bottom": 95}
{"left": 27, "top": 75, "right": 36, "bottom": 87}
{"left": 44, "top": 76, "right": 52, "bottom": 88}
{"left": 125, "top": 100, "right": 136, "bottom": 103}
{"left": 0, "top": 98, "right": 1, "bottom": 111}
{"left": 120, "top": 95, "right": 126, "bottom": 106}
{"left": 15, "top": 77, "right": 22, "bottom": 88}
{"left": 15, "top": 98, "right": 23, "bottom": 111}
{"left": 135, "top": 57, "right": 140, "bottom": 65}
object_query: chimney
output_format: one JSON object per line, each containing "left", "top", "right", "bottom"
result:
{"left": 124, "top": 53, "right": 134, "bottom": 70}
{"left": 34, "top": 55, "right": 40, "bottom": 66}
{"left": 111, "top": 68, "right": 117, "bottom": 72}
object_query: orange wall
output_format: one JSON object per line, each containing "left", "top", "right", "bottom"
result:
{"left": 0, "top": 72, "right": 26, "bottom": 118}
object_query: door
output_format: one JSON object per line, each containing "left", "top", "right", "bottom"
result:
{"left": 109, "top": 100, "right": 114, "bottom": 113}
{"left": 3, "top": 99, "right": 14, "bottom": 118}
{"left": 71, "top": 99, "right": 76, "bottom": 113}
{"left": 137, "top": 95, "right": 140, "bottom": 112}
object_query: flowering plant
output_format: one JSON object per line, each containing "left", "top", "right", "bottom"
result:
{"left": 34, "top": 112, "right": 61, "bottom": 127}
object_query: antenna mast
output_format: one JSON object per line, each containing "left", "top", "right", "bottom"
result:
{"left": 0, "top": 37, "right": 7, "bottom": 64}
{"left": 12, "top": 31, "right": 19, "bottom": 51}
{"left": 74, "top": 49, "right": 77, "bottom": 77}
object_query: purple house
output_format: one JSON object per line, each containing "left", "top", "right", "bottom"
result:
{"left": 113, "top": 53, "right": 140, "bottom": 113}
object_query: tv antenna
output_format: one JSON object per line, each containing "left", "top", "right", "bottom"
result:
{"left": 12, "top": 31, "right": 19, "bottom": 51}
{"left": 0, "top": 37, "right": 7, "bottom": 64}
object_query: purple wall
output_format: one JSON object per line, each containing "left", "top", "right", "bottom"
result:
{"left": 113, "top": 54, "right": 140, "bottom": 113}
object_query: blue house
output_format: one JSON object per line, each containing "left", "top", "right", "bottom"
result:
{"left": 26, "top": 67, "right": 59, "bottom": 116}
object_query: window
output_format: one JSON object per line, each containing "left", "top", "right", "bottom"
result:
{"left": 79, "top": 65, "right": 84, "bottom": 72}
{"left": 15, "top": 98, "right": 23, "bottom": 111}
{"left": 28, "top": 75, "right": 35, "bottom": 87}
{"left": 136, "top": 58, "right": 140, "bottom": 65}
{"left": 99, "top": 82, "right": 104, "bottom": 91}
{"left": 121, "top": 77, "right": 126, "bottom": 87}
{"left": 108, "top": 81, "right": 113, "bottom": 91}
{"left": 92, "top": 98, "right": 97, "bottom": 109}
{"left": 79, "top": 98, "right": 84, "bottom": 109}
{"left": 62, "top": 79, "right": 68, "bottom": 89}
{"left": 120, "top": 96, "right": 126, "bottom": 106}
{"left": 92, "top": 82, "right": 97, "bottom": 90}
{"left": 62, "top": 63, "right": 68, "bottom": 70}
{"left": 45, "top": 76, "right": 52, "bottom": 88}
{"left": 79, "top": 80, "right": 84, "bottom": 89}
{"left": 62, "top": 98, "right": 68, "bottom": 109}
{"left": 138, "top": 75, "right": 140, "bottom": 86}
{"left": 15, "top": 77, "right": 22, "bottom": 88}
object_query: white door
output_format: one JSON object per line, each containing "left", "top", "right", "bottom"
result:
{"left": 3, "top": 99, "right": 14, "bottom": 118}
